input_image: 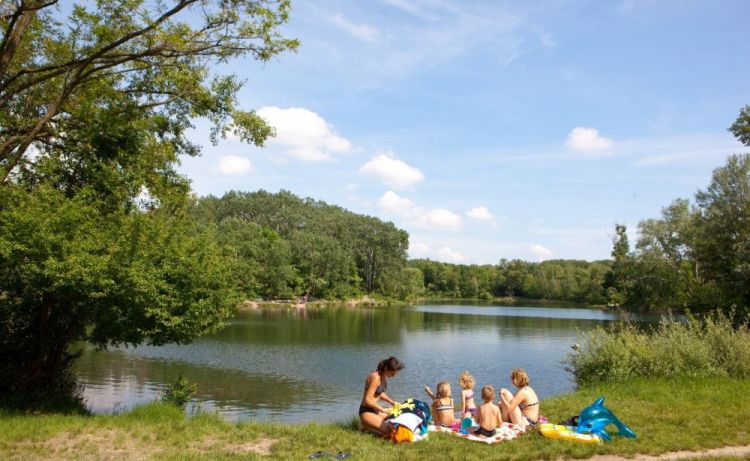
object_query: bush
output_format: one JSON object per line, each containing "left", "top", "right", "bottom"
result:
{"left": 566, "top": 310, "right": 750, "bottom": 386}
{"left": 161, "top": 374, "right": 197, "bottom": 409}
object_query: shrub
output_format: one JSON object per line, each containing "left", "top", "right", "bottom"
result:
{"left": 161, "top": 374, "right": 197, "bottom": 409}
{"left": 566, "top": 310, "right": 750, "bottom": 386}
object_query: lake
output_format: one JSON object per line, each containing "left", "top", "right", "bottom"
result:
{"left": 74, "top": 303, "right": 653, "bottom": 423}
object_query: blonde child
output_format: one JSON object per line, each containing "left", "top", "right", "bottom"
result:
{"left": 423, "top": 381, "right": 455, "bottom": 428}
{"left": 499, "top": 368, "right": 541, "bottom": 429}
{"left": 458, "top": 370, "right": 478, "bottom": 419}
{"left": 473, "top": 385, "right": 502, "bottom": 438}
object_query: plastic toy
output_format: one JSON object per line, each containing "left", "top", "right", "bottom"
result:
{"left": 539, "top": 424, "right": 602, "bottom": 444}
{"left": 576, "top": 397, "right": 637, "bottom": 441}
{"left": 459, "top": 416, "right": 473, "bottom": 434}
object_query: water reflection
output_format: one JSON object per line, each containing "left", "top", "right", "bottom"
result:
{"left": 75, "top": 303, "right": 649, "bottom": 423}
{"left": 77, "top": 348, "right": 333, "bottom": 422}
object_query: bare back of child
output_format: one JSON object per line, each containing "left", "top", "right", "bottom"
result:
{"left": 424, "top": 381, "right": 455, "bottom": 428}
{"left": 473, "top": 385, "right": 502, "bottom": 438}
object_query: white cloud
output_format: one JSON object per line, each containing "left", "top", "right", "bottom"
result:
{"left": 437, "top": 247, "right": 466, "bottom": 263}
{"left": 257, "top": 107, "right": 352, "bottom": 161}
{"left": 424, "top": 208, "right": 463, "bottom": 229}
{"left": 378, "top": 190, "right": 416, "bottom": 215}
{"left": 358, "top": 152, "right": 425, "bottom": 189}
{"left": 329, "top": 13, "right": 381, "bottom": 43}
{"left": 377, "top": 190, "right": 463, "bottom": 231}
{"left": 466, "top": 206, "right": 492, "bottom": 221}
{"left": 409, "top": 241, "right": 431, "bottom": 258}
{"left": 565, "top": 127, "right": 614, "bottom": 154}
{"left": 218, "top": 155, "right": 252, "bottom": 175}
{"left": 529, "top": 244, "right": 553, "bottom": 261}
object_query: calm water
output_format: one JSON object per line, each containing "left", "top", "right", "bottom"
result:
{"left": 74, "top": 303, "right": 651, "bottom": 423}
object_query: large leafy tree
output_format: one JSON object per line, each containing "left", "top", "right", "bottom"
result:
{"left": 605, "top": 106, "right": 750, "bottom": 313}
{"left": 694, "top": 153, "right": 750, "bottom": 309}
{"left": 0, "top": 186, "right": 238, "bottom": 398}
{"left": 0, "top": 0, "right": 297, "bottom": 400}
{"left": 1, "top": 0, "right": 298, "bottom": 182}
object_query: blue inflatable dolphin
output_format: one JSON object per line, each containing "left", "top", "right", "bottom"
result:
{"left": 576, "top": 397, "right": 637, "bottom": 441}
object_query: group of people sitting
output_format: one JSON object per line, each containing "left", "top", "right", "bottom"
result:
{"left": 358, "top": 356, "right": 541, "bottom": 438}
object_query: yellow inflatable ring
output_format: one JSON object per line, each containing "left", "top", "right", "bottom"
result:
{"left": 539, "top": 423, "right": 602, "bottom": 444}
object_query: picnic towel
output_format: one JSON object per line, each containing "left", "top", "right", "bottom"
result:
{"left": 428, "top": 422, "right": 525, "bottom": 444}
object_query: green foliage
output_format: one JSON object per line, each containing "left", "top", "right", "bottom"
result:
{"left": 565, "top": 311, "right": 750, "bottom": 387}
{"left": 729, "top": 105, "right": 750, "bottom": 147}
{"left": 0, "top": 185, "right": 237, "bottom": 398}
{"left": 0, "top": 0, "right": 298, "bottom": 181}
{"left": 606, "top": 107, "right": 750, "bottom": 314}
{"left": 161, "top": 374, "right": 197, "bottom": 409}
{"left": 410, "top": 258, "right": 609, "bottom": 304}
{"left": 0, "top": 0, "right": 296, "bottom": 404}
{"left": 191, "top": 190, "right": 411, "bottom": 300}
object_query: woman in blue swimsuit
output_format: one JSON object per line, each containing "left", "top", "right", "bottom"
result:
{"left": 358, "top": 357, "right": 405, "bottom": 435}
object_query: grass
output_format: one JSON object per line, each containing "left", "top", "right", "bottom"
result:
{"left": 2, "top": 377, "right": 749, "bottom": 460}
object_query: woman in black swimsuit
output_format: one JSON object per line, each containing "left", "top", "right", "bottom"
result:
{"left": 499, "top": 368, "right": 540, "bottom": 429}
{"left": 359, "top": 356, "right": 404, "bottom": 435}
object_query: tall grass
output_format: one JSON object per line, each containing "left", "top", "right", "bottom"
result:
{"left": 566, "top": 310, "right": 750, "bottom": 386}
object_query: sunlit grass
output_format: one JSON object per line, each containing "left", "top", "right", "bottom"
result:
{"left": 2, "top": 377, "right": 749, "bottom": 460}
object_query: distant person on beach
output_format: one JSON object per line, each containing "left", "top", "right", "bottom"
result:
{"left": 499, "top": 368, "right": 541, "bottom": 428}
{"left": 358, "top": 357, "right": 404, "bottom": 435}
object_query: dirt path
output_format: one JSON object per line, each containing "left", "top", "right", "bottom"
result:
{"left": 583, "top": 444, "right": 750, "bottom": 461}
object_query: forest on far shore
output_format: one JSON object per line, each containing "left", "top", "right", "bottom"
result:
{"left": 193, "top": 114, "right": 750, "bottom": 318}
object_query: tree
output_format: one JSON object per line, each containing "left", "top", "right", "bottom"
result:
{"left": 605, "top": 224, "right": 632, "bottom": 306}
{"left": 694, "top": 154, "right": 750, "bottom": 308}
{"left": 610, "top": 106, "right": 750, "bottom": 313}
{"left": 0, "top": 186, "right": 237, "bottom": 399}
{"left": 192, "top": 190, "right": 410, "bottom": 298}
{"left": 729, "top": 105, "right": 750, "bottom": 147}
{"left": 0, "top": 0, "right": 297, "bottom": 401}
{"left": 0, "top": 0, "right": 298, "bottom": 182}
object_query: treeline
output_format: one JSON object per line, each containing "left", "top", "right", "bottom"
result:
{"left": 410, "top": 259, "right": 610, "bottom": 304}
{"left": 192, "top": 192, "right": 614, "bottom": 305}
{"left": 190, "top": 190, "right": 415, "bottom": 300}
{"left": 605, "top": 107, "right": 750, "bottom": 314}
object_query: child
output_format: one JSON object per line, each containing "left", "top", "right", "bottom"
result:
{"left": 458, "top": 370, "right": 478, "bottom": 419}
{"left": 423, "top": 381, "right": 455, "bottom": 428}
{"left": 473, "top": 385, "right": 502, "bottom": 438}
{"left": 499, "top": 368, "right": 541, "bottom": 429}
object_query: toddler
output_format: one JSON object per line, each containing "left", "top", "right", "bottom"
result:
{"left": 458, "top": 370, "right": 478, "bottom": 418}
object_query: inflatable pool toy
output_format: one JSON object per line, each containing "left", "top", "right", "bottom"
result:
{"left": 539, "top": 424, "right": 602, "bottom": 444}
{"left": 459, "top": 416, "right": 474, "bottom": 434}
{"left": 577, "top": 397, "right": 637, "bottom": 441}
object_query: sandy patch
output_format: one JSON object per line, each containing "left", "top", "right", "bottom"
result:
{"left": 240, "top": 300, "right": 260, "bottom": 310}
{"left": 225, "top": 437, "right": 275, "bottom": 455}
{"left": 189, "top": 435, "right": 276, "bottom": 456}
{"left": 34, "top": 428, "right": 158, "bottom": 461}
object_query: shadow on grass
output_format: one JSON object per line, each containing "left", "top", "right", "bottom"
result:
{"left": 0, "top": 389, "right": 89, "bottom": 416}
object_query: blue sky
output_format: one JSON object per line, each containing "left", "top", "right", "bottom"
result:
{"left": 179, "top": 0, "right": 750, "bottom": 264}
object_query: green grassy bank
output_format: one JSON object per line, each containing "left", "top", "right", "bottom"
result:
{"left": 2, "top": 377, "right": 749, "bottom": 460}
